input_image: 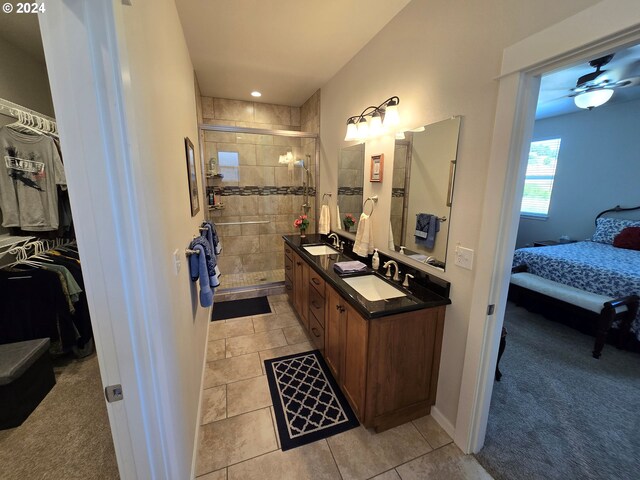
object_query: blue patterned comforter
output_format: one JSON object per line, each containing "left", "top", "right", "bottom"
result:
{"left": 512, "top": 241, "right": 640, "bottom": 340}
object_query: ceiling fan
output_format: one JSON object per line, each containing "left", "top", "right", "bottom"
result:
{"left": 569, "top": 54, "right": 640, "bottom": 109}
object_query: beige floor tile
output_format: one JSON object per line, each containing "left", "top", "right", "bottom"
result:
{"left": 226, "top": 330, "right": 288, "bottom": 357}
{"left": 327, "top": 424, "right": 432, "bottom": 480}
{"left": 201, "top": 386, "right": 226, "bottom": 425}
{"left": 227, "top": 440, "right": 341, "bottom": 480}
{"left": 227, "top": 375, "right": 272, "bottom": 417}
{"left": 204, "top": 353, "right": 263, "bottom": 388}
{"left": 252, "top": 312, "right": 300, "bottom": 332}
{"left": 271, "top": 301, "right": 294, "bottom": 314}
{"left": 395, "top": 444, "right": 492, "bottom": 480}
{"left": 412, "top": 415, "right": 453, "bottom": 450}
{"left": 268, "top": 293, "right": 289, "bottom": 303}
{"left": 282, "top": 325, "right": 310, "bottom": 345}
{"left": 269, "top": 406, "right": 281, "bottom": 449}
{"left": 207, "top": 339, "right": 226, "bottom": 361}
{"left": 371, "top": 470, "right": 401, "bottom": 480}
{"left": 259, "top": 342, "right": 314, "bottom": 374}
{"left": 209, "top": 317, "right": 254, "bottom": 340}
{"left": 197, "top": 467, "right": 227, "bottom": 479}
{"left": 196, "top": 408, "right": 278, "bottom": 476}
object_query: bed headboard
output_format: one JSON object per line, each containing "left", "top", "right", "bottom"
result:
{"left": 595, "top": 205, "right": 640, "bottom": 226}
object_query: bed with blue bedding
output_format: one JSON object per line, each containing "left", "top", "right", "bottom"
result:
{"left": 510, "top": 212, "right": 640, "bottom": 354}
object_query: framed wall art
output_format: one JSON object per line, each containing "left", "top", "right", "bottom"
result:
{"left": 370, "top": 153, "right": 384, "bottom": 182}
{"left": 185, "top": 137, "right": 200, "bottom": 216}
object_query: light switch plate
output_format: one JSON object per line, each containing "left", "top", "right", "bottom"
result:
{"left": 173, "top": 248, "right": 181, "bottom": 275}
{"left": 455, "top": 245, "right": 474, "bottom": 270}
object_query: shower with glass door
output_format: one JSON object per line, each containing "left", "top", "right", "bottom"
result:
{"left": 201, "top": 126, "right": 318, "bottom": 293}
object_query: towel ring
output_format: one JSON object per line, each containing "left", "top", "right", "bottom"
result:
{"left": 322, "top": 193, "right": 332, "bottom": 205}
{"left": 363, "top": 195, "right": 378, "bottom": 216}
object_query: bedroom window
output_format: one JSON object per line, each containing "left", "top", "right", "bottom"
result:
{"left": 520, "top": 138, "right": 561, "bottom": 217}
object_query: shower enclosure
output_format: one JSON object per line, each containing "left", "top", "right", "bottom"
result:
{"left": 200, "top": 125, "right": 318, "bottom": 294}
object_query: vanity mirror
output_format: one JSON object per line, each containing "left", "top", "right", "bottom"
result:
{"left": 390, "top": 116, "right": 461, "bottom": 270}
{"left": 337, "top": 142, "right": 365, "bottom": 233}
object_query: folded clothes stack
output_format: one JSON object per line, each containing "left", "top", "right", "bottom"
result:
{"left": 333, "top": 260, "right": 368, "bottom": 275}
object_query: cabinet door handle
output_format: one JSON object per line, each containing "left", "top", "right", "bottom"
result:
{"left": 339, "top": 306, "right": 346, "bottom": 313}
{"left": 311, "top": 300, "right": 320, "bottom": 309}
{"left": 335, "top": 304, "right": 340, "bottom": 311}
{"left": 311, "top": 327, "right": 321, "bottom": 338}
{"left": 285, "top": 265, "right": 291, "bottom": 270}
{"left": 312, "top": 278, "right": 321, "bottom": 285}
{"left": 296, "top": 261, "right": 302, "bottom": 266}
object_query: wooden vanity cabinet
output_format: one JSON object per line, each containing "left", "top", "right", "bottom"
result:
{"left": 284, "top": 244, "right": 294, "bottom": 303}
{"left": 284, "top": 241, "right": 447, "bottom": 432}
{"left": 291, "top": 251, "right": 309, "bottom": 330}
{"left": 325, "top": 281, "right": 446, "bottom": 432}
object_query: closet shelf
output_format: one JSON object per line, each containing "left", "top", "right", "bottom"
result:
{"left": 208, "top": 204, "right": 225, "bottom": 210}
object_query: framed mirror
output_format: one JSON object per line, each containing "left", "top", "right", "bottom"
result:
{"left": 390, "top": 116, "right": 461, "bottom": 270}
{"left": 337, "top": 143, "right": 365, "bottom": 233}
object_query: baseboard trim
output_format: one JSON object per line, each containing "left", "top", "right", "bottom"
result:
{"left": 430, "top": 406, "right": 456, "bottom": 440}
{"left": 190, "top": 309, "right": 212, "bottom": 480}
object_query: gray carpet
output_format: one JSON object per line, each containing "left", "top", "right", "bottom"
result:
{"left": 0, "top": 353, "right": 120, "bottom": 479}
{"left": 475, "top": 302, "right": 640, "bottom": 480}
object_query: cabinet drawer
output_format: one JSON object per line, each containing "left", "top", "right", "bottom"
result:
{"left": 284, "top": 244, "right": 293, "bottom": 260}
{"left": 309, "top": 313, "right": 325, "bottom": 352}
{"left": 284, "top": 255, "right": 293, "bottom": 279}
{"left": 309, "top": 286, "right": 325, "bottom": 328}
{"left": 309, "top": 271, "right": 325, "bottom": 297}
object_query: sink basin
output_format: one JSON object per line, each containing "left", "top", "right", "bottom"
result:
{"left": 342, "top": 275, "right": 406, "bottom": 302}
{"left": 303, "top": 245, "right": 340, "bottom": 256}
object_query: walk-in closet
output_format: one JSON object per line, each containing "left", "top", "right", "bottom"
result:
{"left": 0, "top": 15, "right": 118, "bottom": 480}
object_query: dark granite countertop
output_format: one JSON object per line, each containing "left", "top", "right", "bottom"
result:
{"left": 283, "top": 234, "right": 451, "bottom": 320}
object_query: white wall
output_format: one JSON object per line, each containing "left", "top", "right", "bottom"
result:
{"left": 517, "top": 98, "right": 640, "bottom": 247}
{"left": 320, "top": 0, "right": 600, "bottom": 432}
{"left": 0, "top": 36, "right": 54, "bottom": 118}
{"left": 119, "top": 1, "right": 209, "bottom": 476}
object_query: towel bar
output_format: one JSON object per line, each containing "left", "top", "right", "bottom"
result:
{"left": 185, "top": 248, "right": 199, "bottom": 256}
{"left": 416, "top": 214, "right": 447, "bottom": 222}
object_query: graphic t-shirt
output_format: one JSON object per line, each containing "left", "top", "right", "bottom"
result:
{"left": 0, "top": 127, "right": 66, "bottom": 231}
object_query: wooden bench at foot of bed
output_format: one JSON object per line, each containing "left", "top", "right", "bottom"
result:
{"left": 510, "top": 265, "right": 639, "bottom": 358}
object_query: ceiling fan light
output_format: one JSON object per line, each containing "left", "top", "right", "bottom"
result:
{"left": 574, "top": 89, "right": 614, "bottom": 109}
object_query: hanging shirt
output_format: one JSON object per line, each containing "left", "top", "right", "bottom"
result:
{"left": 0, "top": 126, "right": 66, "bottom": 231}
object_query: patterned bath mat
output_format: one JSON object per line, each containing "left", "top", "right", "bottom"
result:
{"left": 264, "top": 350, "right": 360, "bottom": 451}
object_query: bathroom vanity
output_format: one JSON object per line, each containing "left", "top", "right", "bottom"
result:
{"left": 283, "top": 234, "right": 450, "bottom": 432}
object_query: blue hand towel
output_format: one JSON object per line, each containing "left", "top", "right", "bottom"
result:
{"left": 188, "top": 244, "right": 213, "bottom": 307}
{"left": 203, "top": 220, "right": 222, "bottom": 255}
{"left": 415, "top": 213, "right": 440, "bottom": 249}
{"left": 190, "top": 236, "right": 219, "bottom": 287}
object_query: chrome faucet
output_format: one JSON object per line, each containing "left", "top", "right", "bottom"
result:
{"left": 423, "top": 256, "right": 435, "bottom": 265}
{"left": 383, "top": 260, "right": 401, "bottom": 281}
{"left": 328, "top": 233, "right": 340, "bottom": 248}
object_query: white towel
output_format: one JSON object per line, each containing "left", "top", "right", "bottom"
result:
{"left": 336, "top": 204, "right": 341, "bottom": 231}
{"left": 388, "top": 221, "right": 396, "bottom": 251}
{"left": 352, "top": 212, "right": 374, "bottom": 257}
{"left": 318, "top": 204, "right": 330, "bottom": 234}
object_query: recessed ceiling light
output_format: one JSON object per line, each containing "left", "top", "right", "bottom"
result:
{"left": 251, "top": 91, "right": 262, "bottom": 97}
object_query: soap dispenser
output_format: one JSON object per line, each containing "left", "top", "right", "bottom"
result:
{"left": 372, "top": 249, "right": 380, "bottom": 270}
{"left": 399, "top": 246, "right": 406, "bottom": 255}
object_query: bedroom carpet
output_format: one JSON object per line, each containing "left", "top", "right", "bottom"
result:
{"left": 475, "top": 302, "right": 640, "bottom": 480}
{"left": 0, "top": 353, "right": 119, "bottom": 480}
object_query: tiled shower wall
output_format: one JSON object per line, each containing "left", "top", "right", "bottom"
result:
{"left": 200, "top": 95, "right": 319, "bottom": 278}
{"left": 337, "top": 143, "right": 364, "bottom": 233}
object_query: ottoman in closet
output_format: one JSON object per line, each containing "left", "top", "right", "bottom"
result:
{"left": 0, "top": 338, "right": 56, "bottom": 429}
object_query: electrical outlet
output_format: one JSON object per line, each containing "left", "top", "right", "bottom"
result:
{"left": 454, "top": 245, "right": 474, "bottom": 270}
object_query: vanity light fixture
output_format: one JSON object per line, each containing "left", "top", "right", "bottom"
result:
{"left": 344, "top": 96, "right": 400, "bottom": 141}
{"left": 251, "top": 91, "right": 262, "bottom": 97}
{"left": 573, "top": 88, "right": 614, "bottom": 109}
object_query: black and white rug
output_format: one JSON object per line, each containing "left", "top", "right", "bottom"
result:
{"left": 264, "top": 350, "right": 360, "bottom": 451}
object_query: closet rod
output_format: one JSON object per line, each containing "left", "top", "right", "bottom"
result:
{"left": 215, "top": 220, "right": 271, "bottom": 226}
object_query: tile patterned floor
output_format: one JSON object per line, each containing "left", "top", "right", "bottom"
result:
{"left": 219, "top": 269, "right": 285, "bottom": 290}
{"left": 196, "top": 295, "right": 492, "bottom": 480}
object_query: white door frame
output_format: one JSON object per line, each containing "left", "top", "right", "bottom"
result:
{"left": 39, "top": 1, "right": 173, "bottom": 478}
{"left": 455, "top": 0, "right": 640, "bottom": 454}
